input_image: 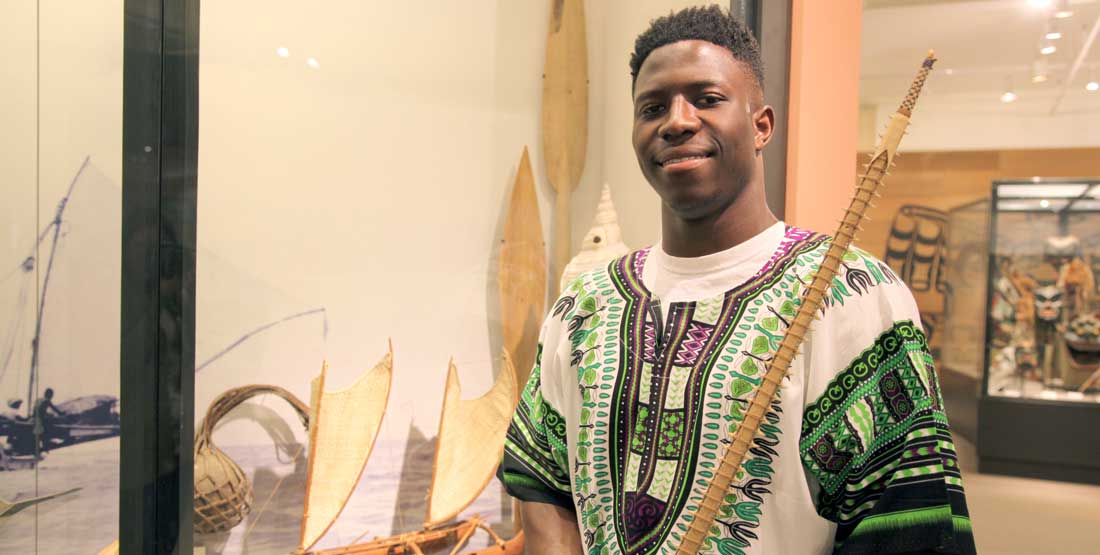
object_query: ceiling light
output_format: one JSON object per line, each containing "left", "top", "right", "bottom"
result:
{"left": 1087, "top": 81, "right": 1100, "bottom": 92}
{"left": 276, "top": 47, "right": 290, "bottom": 58}
{"left": 1032, "top": 59, "right": 1049, "bottom": 83}
{"left": 1046, "top": 31, "right": 1062, "bottom": 40}
{"left": 1001, "top": 75, "right": 1018, "bottom": 103}
{"left": 944, "top": 68, "right": 954, "bottom": 75}
{"left": 1029, "top": 0, "right": 1052, "bottom": 8}
{"left": 306, "top": 57, "right": 320, "bottom": 69}
{"left": 1052, "top": 0, "right": 1072, "bottom": 18}
{"left": 1040, "top": 199, "right": 1051, "bottom": 208}
{"left": 1041, "top": 45, "right": 1057, "bottom": 55}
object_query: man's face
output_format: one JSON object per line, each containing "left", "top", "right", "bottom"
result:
{"left": 631, "top": 40, "right": 771, "bottom": 221}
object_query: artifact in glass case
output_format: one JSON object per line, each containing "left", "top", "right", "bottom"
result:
{"left": 1046, "top": 236, "right": 1090, "bottom": 298}
{"left": 542, "top": 0, "right": 588, "bottom": 286}
{"left": 1059, "top": 312, "right": 1100, "bottom": 392}
{"left": 499, "top": 147, "right": 547, "bottom": 389}
{"left": 559, "top": 183, "right": 631, "bottom": 290}
{"left": 675, "top": 52, "right": 936, "bottom": 555}
{"left": 424, "top": 351, "right": 521, "bottom": 553}
{"left": 1034, "top": 284, "right": 1063, "bottom": 383}
{"left": 193, "top": 384, "right": 311, "bottom": 534}
{"left": 298, "top": 349, "right": 394, "bottom": 553}
{"left": 297, "top": 350, "right": 521, "bottom": 555}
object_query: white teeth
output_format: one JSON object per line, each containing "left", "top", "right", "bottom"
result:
{"left": 663, "top": 155, "right": 708, "bottom": 166}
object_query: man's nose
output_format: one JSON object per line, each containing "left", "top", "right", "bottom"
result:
{"left": 660, "top": 96, "right": 700, "bottom": 141}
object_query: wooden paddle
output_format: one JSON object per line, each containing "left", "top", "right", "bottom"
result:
{"left": 499, "top": 147, "right": 547, "bottom": 392}
{"left": 542, "top": 0, "right": 588, "bottom": 291}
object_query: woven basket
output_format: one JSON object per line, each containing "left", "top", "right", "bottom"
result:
{"left": 193, "top": 385, "right": 309, "bottom": 534}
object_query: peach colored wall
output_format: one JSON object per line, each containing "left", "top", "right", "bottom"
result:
{"left": 784, "top": 0, "right": 862, "bottom": 234}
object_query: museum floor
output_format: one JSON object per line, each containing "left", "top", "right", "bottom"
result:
{"left": 954, "top": 436, "right": 1100, "bottom": 554}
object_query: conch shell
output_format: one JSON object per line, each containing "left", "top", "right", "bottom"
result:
{"left": 560, "top": 183, "right": 630, "bottom": 290}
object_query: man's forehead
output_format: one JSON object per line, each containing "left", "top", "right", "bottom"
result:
{"left": 634, "top": 40, "right": 747, "bottom": 98}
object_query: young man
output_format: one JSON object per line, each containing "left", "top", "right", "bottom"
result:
{"left": 499, "top": 6, "right": 974, "bottom": 555}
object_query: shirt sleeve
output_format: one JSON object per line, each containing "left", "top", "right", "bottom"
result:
{"left": 497, "top": 315, "right": 574, "bottom": 509}
{"left": 799, "top": 320, "right": 976, "bottom": 554}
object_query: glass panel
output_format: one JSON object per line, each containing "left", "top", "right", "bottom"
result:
{"left": 941, "top": 200, "right": 990, "bottom": 381}
{"left": 193, "top": 2, "right": 549, "bottom": 553}
{"left": 986, "top": 181, "right": 1100, "bottom": 404}
{"left": 0, "top": 1, "right": 122, "bottom": 553}
{"left": 193, "top": 1, "right": 729, "bottom": 552}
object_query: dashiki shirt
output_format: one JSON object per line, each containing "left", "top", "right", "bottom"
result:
{"left": 498, "top": 224, "right": 975, "bottom": 555}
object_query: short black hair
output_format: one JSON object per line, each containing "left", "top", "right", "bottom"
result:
{"left": 630, "top": 5, "right": 763, "bottom": 92}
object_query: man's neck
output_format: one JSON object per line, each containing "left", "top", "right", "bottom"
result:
{"left": 660, "top": 190, "right": 777, "bottom": 258}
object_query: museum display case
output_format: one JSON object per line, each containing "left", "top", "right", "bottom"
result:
{"left": 978, "top": 179, "right": 1100, "bottom": 485}
{"left": 983, "top": 179, "right": 1100, "bottom": 403}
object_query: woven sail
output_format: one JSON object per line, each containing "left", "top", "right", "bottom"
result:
{"left": 298, "top": 349, "right": 394, "bottom": 552}
{"left": 424, "top": 351, "right": 518, "bottom": 527}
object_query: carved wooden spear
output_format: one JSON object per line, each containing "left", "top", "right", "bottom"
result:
{"left": 674, "top": 51, "right": 937, "bottom": 555}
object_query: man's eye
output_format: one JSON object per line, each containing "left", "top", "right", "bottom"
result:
{"left": 698, "top": 96, "right": 722, "bottom": 106}
{"left": 640, "top": 104, "right": 664, "bottom": 117}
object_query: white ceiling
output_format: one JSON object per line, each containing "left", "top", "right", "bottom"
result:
{"left": 861, "top": 0, "right": 1100, "bottom": 116}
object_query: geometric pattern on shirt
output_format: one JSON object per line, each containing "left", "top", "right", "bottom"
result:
{"left": 499, "top": 227, "right": 942, "bottom": 555}
{"left": 501, "top": 348, "right": 572, "bottom": 502}
{"left": 799, "top": 320, "right": 975, "bottom": 554}
{"left": 591, "top": 226, "right": 829, "bottom": 555}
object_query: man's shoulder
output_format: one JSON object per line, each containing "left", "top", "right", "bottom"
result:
{"left": 547, "top": 248, "right": 646, "bottom": 325}
{"left": 560, "top": 248, "right": 647, "bottom": 295}
{"left": 776, "top": 233, "right": 921, "bottom": 335}
{"left": 785, "top": 231, "right": 913, "bottom": 301}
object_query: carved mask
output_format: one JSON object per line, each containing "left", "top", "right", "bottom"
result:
{"left": 1014, "top": 344, "right": 1039, "bottom": 373}
{"left": 1065, "top": 313, "right": 1100, "bottom": 369}
{"left": 1034, "top": 286, "right": 1063, "bottom": 323}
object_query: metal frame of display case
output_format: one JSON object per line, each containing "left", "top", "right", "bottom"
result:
{"left": 979, "top": 178, "right": 1100, "bottom": 485}
{"left": 120, "top": 0, "right": 199, "bottom": 553}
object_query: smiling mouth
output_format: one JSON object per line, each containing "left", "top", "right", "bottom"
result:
{"left": 658, "top": 153, "right": 713, "bottom": 167}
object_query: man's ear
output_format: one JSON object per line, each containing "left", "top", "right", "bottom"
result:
{"left": 753, "top": 104, "right": 775, "bottom": 152}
